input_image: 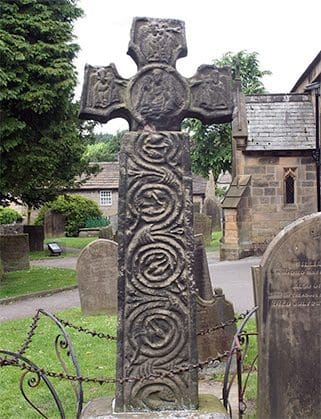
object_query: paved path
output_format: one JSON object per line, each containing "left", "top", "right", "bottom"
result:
{"left": 0, "top": 253, "right": 261, "bottom": 322}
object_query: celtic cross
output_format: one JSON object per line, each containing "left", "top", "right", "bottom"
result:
{"left": 80, "top": 17, "right": 233, "bottom": 413}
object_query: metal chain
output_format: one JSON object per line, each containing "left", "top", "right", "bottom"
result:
{"left": 54, "top": 316, "right": 116, "bottom": 341}
{"left": 0, "top": 351, "right": 229, "bottom": 385}
{"left": 197, "top": 310, "right": 254, "bottom": 336}
{"left": 17, "top": 310, "right": 42, "bottom": 356}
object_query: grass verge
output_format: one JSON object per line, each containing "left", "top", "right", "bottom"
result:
{"left": 44, "top": 236, "right": 97, "bottom": 250}
{"left": 0, "top": 267, "right": 76, "bottom": 299}
{"left": 206, "top": 230, "right": 222, "bottom": 252}
{"left": 0, "top": 308, "right": 117, "bottom": 418}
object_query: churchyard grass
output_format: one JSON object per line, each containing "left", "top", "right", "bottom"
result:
{"left": 206, "top": 230, "right": 222, "bottom": 252}
{"left": 44, "top": 236, "right": 97, "bottom": 249}
{"left": 0, "top": 308, "right": 117, "bottom": 418}
{"left": 0, "top": 267, "right": 76, "bottom": 299}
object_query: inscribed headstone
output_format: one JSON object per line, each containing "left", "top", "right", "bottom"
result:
{"left": 76, "top": 239, "right": 118, "bottom": 315}
{"left": 256, "top": 213, "right": 321, "bottom": 419}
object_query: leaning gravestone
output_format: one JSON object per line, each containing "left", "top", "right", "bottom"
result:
{"left": 80, "top": 16, "right": 233, "bottom": 417}
{"left": 77, "top": 239, "right": 118, "bottom": 315}
{"left": 254, "top": 213, "right": 321, "bottom": 419}
{"left": 194, "top": 235, "right": 236, "bottom": 364}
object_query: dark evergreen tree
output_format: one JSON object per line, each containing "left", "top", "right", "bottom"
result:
{"left": 0, "top": 0, "right": 97, "bottom": 212}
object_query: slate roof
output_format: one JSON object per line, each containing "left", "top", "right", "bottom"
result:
{"left": 76, "top": 162, "right": 207, "bottom": 195}
{"left": 245, "top": 94, "right": 315, "bottom": 151}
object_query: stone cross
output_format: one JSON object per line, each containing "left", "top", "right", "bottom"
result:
{"left": 80, "top": 17, "right": 233, "bottom": 414}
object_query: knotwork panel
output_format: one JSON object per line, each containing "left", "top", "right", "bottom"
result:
{"left": 115, "top": 131, "right": 198, "bottom": 412}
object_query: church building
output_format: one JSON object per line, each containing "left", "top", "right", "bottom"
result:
{"left": 220, "top": 51, "right": 321, "bottom": 260}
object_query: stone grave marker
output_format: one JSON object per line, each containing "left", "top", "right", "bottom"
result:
{"left": 77, "top": 239, "right": 118, "bottom": 315}
{"left": 0, "top": 234, "right": 30, "bottom": 272}
{"left": 23, "top": 225, "right": 44, "bottom": 252}
{"left": 44, "top": 210, "right": 65, "bottom": 238}
{"left": 194, "top": 213, "right": 213, "bottom": 246}
{"left": 79, "top": 16, "right": 233, "bottom": 416}
{"left": 194, "top": 235, "right": 236, "bottom": 365}
{"left": 254, "top": 213, "right": 321, "bottom": 419}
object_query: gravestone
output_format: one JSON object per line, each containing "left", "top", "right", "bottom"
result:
{"left": 203, "top": 197, "right": 221, "bottom": 231}
{"left": 0, "top": 224, "right": 23, "bottom": 235}
{"left": 23, "top": 225, "right": 44, "bottom": 252}
{"left": 0, "top": 234, "right": 30, "bottom": 272}
{"left": 194, "top": 213, "right": 212, "bottom": 246}
{"left": 254, "top": 213, "right": 321, "bottom": 419}
{"left": 194, "top": 235, "right": 236, "bottom": 364}
{"left": 77, "top": 239, "right": 118, "bottom": 315}
{"left": 98, "top": 225, "right": 114, "bottom": 240}
{"left": 80, "top": 16, "right": 233, "bottom": 416}
{"left": 44, "top": 210, "right": 65, "bottom": 238}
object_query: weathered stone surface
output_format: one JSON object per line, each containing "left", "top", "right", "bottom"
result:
{"left": 196, "top": 288, "right": 236, "bottom": 364}
{"left": 0, "top": 224, "right": 23, "bottom": 235}
{"left": 77, "top": 239, "right": 118, "bottom": 315}
{"left": 98, "top": 225, "right": 114, "bottom": 240}
{"left": 23, "top": 225, "right": 44, "bottom": 252}
{"left": 81, "top": 395, "right": 229, "bottom": 418}
{"left": 79, "top": 15, "right": 233, "bottom": 415}
{"left": 80, "top": 18, "right": 233, "bottom": 131}
{"left": 44, "top": 210, "right": 65, "bottom": 238}
{"left": 194, "top": 213, "right": 212, "bottom": 246}
{"left": 194, "top": 235, "right": 236, "bottom": 366}
{"left": 203, "top": 197, "right": 221, "bottom": 231}
{"left": 0, "top": 234, "right": 30, "bottom": 272}
{"left": 116, "top": 131, "right": 198, "bottom": 412}
{"left": 194, "top": 235, "right": 213, "bottom": 300}
{"left": 256, "top": 213, "right": 321, "bottom": 419}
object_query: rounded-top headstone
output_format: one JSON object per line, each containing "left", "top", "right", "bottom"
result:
{"left": 258, "top": 212, "right": 321, "bottom": 419}
{"left": 76, "top": 239, "right": 118, "bottom": 315}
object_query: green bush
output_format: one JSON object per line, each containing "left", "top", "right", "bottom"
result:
{"left": 35, "top": 195, "right": 102, "bottom": 236}
{"left": 85, "top": 216, "right": 110, "bottom": 228}
{"left": 0, "top": 206, "right": 23, "bottom": 224}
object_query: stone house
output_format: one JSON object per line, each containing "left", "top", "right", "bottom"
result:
{"left": 220, "top": 52, "right": 320, "bottom": 260}
{"left": 70, "top": 161, "right": 208, "bottom": 217}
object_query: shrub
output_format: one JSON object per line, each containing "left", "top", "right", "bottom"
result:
{"left": 35, "top": 195, "right": 102, "bottom": 236}
{"left": 0, "top": 207, "right": 23, "bottom": 224}
{"left": 85, "top": 216, "right": 110, "bottom": 228}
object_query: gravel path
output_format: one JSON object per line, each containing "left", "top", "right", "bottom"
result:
{"left": 0, "top": 252, "right": 259, "bottom": 322}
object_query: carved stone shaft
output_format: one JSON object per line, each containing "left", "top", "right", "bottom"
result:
{"left": 115, "top": 131, "right": 198, "bottom": 412}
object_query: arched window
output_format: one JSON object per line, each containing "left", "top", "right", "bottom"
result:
{"left": 284, "top": 168, "right": 296, "bottom": 205}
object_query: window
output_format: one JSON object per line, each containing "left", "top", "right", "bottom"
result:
{"left": 284, "top": 168, "right": 296, "bottom": 205}
{"left": 100, "top": 190, "right": 112, "bottom": 206}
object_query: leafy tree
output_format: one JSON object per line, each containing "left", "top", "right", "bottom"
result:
{"left": 35, "top": 194, "right": 103, "bottom": 237}
{"left": 0, "top": 0, "right": 98, "bottom": 217}
{"left": 0, "top": 207, "right": 23, "bottom": 224}
{"left": 83, "top": 130, "right": 125, "bottom": 162}
{"left": 184, "top": 50, "right": 271, "bottom": 178}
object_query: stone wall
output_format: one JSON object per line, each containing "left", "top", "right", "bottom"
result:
{"left": 245, "top": 153, "right": 317, "bottom": 254}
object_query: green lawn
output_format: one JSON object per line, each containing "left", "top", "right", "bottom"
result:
{"left": 206, "top": 230, "right": 222, "bottom": 252}
{"left": 0, "top": 267, "right": 76, "bottom": 299}
{"left": 0, "top": 308, "right": 117, "bottom": 418}
{"left": 44, "top": 236, "right": 97, "bottom": 249}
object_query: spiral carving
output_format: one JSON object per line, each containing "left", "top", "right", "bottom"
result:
{"left": 116, "top": 131, "right": 197, "bottom": 412}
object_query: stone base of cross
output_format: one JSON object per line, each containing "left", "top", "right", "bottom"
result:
{"left": 80, "top": 16, "right": 233, "bottom": 416}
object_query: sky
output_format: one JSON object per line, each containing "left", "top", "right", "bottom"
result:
{"left": 73, "top": 0, "right": 321, "bottom": 133}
